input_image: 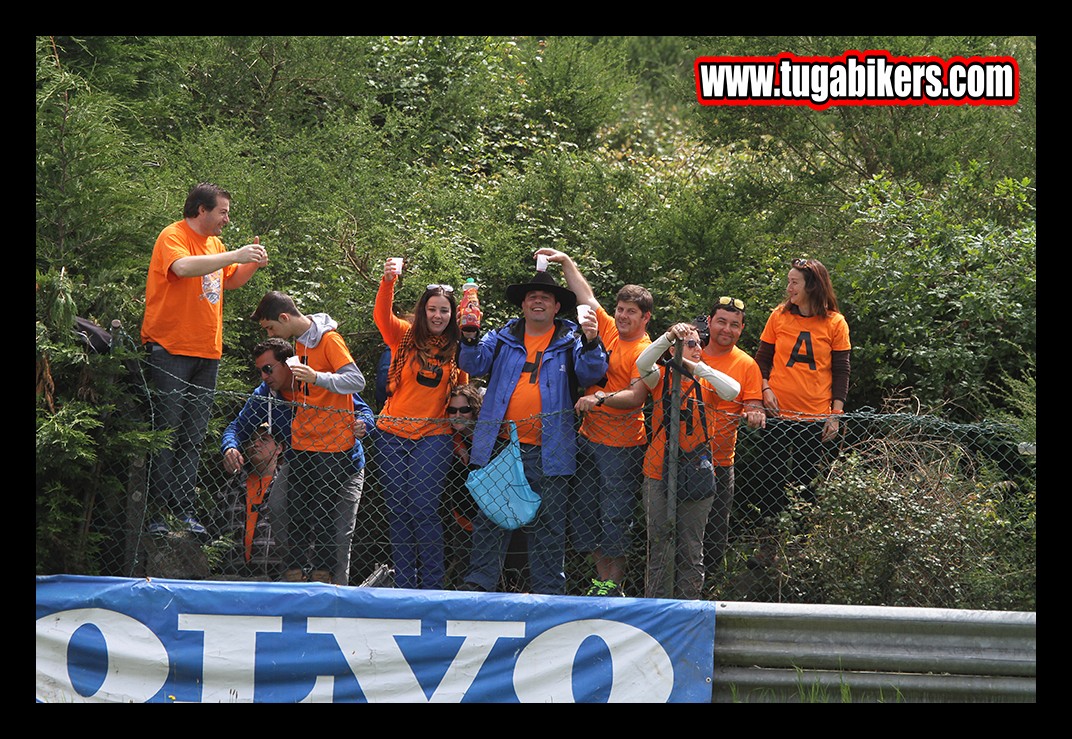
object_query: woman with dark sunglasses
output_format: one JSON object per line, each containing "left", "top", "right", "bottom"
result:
{"left": 441, "top": 383, "right": 482, "bottom": 585}
{"left": 373, "top": 262, "right": 468, "bottom": 590}
{"left": 753, "top": 257, "right": 852, "bottom": 523}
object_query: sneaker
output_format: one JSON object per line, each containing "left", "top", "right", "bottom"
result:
{"left": 280, "top": 566, "right": 306, "bottom": 582}
{"left": 179, "top": 514, "right": 208, "bottom": 536}
{"left": 147, "top": 521, "right": 169, "bottom": 536}
{"left": 599, "top": 579, "right": 624, "bottom": 597}
{"left": 586, "top": 578, "right": 623, "bottom": 597}
{"left": 309, "top": 569, "right": 333, "bottom": 584}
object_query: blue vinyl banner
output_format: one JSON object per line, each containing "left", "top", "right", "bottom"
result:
{"left": 37, "top": 575, "right": 715, "bottom": 703}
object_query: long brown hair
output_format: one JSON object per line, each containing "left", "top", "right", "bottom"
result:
{"left": 387, "top": 285, "right": 461, "bottom": 397}
{"left": 781, "top": 258, "right": 840, "bottom": 318}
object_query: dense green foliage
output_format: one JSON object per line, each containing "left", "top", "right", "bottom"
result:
{"left": 36, "top": 36, "right": 1035, "bottom": 601}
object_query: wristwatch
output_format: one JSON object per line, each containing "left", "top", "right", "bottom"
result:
{"left": 595, "top": 391, "right": 608, "bottom": 407}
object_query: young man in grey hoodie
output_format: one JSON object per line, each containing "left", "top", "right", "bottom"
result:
{"left": 251, "top": 291, "right": 366, "bottom": 583}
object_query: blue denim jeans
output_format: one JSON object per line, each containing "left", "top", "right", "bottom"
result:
{"left": 465, "top": 442, "right": 570, "bottom": 595}
{"left": 376, "top": 432, "right": 452, "bottom": 590}
{"left": 569, "top": 437, "right": 644, "bottom": 557}
{"left": 146, "top": 345, "right": 218, "bottom": 517}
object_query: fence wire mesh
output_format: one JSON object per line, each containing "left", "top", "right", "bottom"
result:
{"left": 52, "top": 350, "right": 1036, "bottom": 612}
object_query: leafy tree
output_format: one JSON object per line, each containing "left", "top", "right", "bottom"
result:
{"left": 839, "top": 164, "right": 1036, "bottom": 418}
{"left": 36, "top": 35, "right": 1036, "bottom": 588}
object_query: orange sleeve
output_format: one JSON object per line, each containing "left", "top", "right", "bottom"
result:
{"left": 374, "top": 278, "right": 409, "bottom": 350}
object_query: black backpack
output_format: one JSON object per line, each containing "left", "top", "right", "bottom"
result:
{"left": 73, "top": 317, "right": 112, "bottom": 354}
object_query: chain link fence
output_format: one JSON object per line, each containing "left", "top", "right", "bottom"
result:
{"left": 53, "top": 349, "right": 1035, "bottom": 612}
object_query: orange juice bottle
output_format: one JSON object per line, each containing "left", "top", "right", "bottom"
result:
{"left": 459, "top": 278, "right": 481, "bottom": 330}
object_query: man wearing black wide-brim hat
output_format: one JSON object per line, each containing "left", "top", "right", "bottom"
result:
{"left": 456, "top": 261, "right": 608, "bottom": 595}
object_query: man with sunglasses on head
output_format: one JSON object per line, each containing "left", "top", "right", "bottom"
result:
{"left": 536, "top": 247, "right": 653, "bottom": 597}
{"left": 695, "top": 296, "right": 766, "bottom": 592}
{"left": 221, "top": 337, "right": 375, "bottom": 585}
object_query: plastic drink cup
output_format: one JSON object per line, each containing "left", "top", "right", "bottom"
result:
{"left": 577, "top": 304, "right": 593, "bottom": 324}
{"left": 285, "top": 356, "right": 301, "bottom": 367}
{"left": 535, "top": 254, "right": 549, "bottom": 272}
{"left": 387, "top": 257, "right": 404, "bottom": 277}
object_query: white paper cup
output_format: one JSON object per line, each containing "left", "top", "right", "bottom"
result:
{"left": 387, "top": 257, "right": 404, "bottom": 277}
{"left": 577, "top": 304, "right": 593, "bottom": 324}
{"left": 285, "top": 356, "right": 301, "bottom": 367}
{"left": 535, "top": 254, "right": 549, "bottom": 272}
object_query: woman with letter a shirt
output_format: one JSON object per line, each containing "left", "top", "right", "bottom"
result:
{"left": 754, "top": 257, "right": 851, "bottom": 519}
{"left": 375, "top": 266, "right": 467, "bottom": 590}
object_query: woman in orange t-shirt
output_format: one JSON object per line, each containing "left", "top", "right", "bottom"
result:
{"left": 373, "top": 263, "right": 467, "bottom": 590}
{"left": 754, "top": 257, "right": 851, "bottom": 520}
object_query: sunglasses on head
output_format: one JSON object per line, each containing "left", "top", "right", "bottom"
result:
{"left": 258, "top": 363, "right": 276, "bottom": 375}
{"left": 717, "top": 295, "right": 745, "bottom": 311}
{"left": 427, "top": 284, "right": 454, "bottom": 294}
{"left": 792, "top": 258, "right": 812, "bottom": 270}
{"left": 446, "top": 405, "right": 472, "bottom": 414}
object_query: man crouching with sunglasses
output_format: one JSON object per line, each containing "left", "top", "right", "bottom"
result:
{"left": 220, "top": 337, "right": 375, "bottom": 585}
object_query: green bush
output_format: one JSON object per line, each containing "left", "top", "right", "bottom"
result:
{"left": 768, "top": 428, "right": 1035, "bottom": 611}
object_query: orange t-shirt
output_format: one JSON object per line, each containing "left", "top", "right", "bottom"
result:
{"left": 292, "top": 331, "right": 356, "bottom": 453}
{"left": 642, "top": 370, "right": 711, "bottom": 481}
{"left": 503, "top": 327, "right": 554, "bottom": 445}
{"left": 244, "top": 473, "right": 272, "bottom": 562}
{"left": 141, "top": 219, "right": 237, "bottom": 359}
{"left": 579, "top": 306, "right": 650, "bottom": 448}
{"left": 373, "top": 278, "right": 466, "bottom": 439}
{"left": 760, "top": 308, "right": 851, "bottom": 419}
{"left": 700, "top": 345, "right": 763, "bottom": 466}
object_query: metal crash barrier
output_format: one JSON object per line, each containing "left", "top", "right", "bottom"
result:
{"left": 712, "top": 601, "right": 1036, "bottom": 703}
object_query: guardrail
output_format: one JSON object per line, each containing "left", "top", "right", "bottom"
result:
{"left": 712, "top": 601, "right": 1036, "bottom": 702}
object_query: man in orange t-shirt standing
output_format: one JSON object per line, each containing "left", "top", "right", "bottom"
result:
{"left": 141, "top": 182, "right": 267, "bottom": 537}
{"left": 696, "top": 296, "right": 766, "bottom": 586}
{"left": 537, "top": 248, "right": 652, "bottom": 598}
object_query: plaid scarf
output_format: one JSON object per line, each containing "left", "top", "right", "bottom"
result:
{"left": 387, "top": 329, "right": 459, "bottom": 399}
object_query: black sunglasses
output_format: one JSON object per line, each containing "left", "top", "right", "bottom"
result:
{"left": 683, "top": 339, "right": 702, "bottom": 348}
{"left": 258, "top": 363, "right": 276, "bottom": 375}
{"left": 446, "top": 405, "right": 473, "bottom": 414}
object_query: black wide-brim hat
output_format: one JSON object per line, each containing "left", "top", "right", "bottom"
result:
{"left": 505, "top": 271, "right": 577, "bottom": 316}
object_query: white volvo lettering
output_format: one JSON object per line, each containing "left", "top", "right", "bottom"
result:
{"left": 36, "top": 608, "right": 170, "bottom": 703}
{"left": 513, "top": 619, "right": 674, "bottom": 703}
{"left": 310, "top": 617, "right": 526, "bottom": 702}
{"left": 179, "top": 614, "right": 283, "bottom": 702}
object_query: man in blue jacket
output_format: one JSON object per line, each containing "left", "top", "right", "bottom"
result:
{"left": 221, "top": 337, "right": 376, "bottom": 585}
{"left": 457, "top": 268, "right": 607, "bottom": 595}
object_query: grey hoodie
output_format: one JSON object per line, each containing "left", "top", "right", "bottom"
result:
{"left": 298, "top": 312, "right": 366, "bottom": 395}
